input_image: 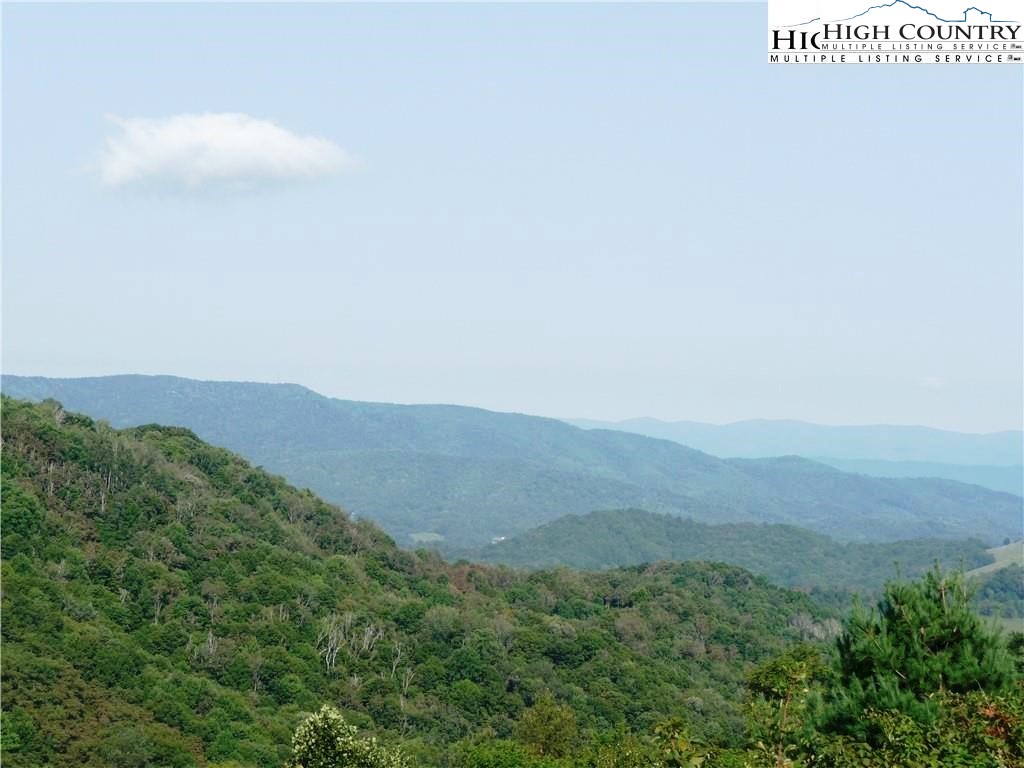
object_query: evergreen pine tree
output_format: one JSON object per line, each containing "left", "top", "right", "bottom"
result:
{"left": 823, "top": 566, "right": 1014, "bottom": 738}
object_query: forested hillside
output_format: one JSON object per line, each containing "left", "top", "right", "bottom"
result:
{"left": 213, "top": 568, "right": 1024, "bottom": 768}
{"left": 473, "top": 509, "right": 993, "bottom": 593}
{"left": 3, "top": 375, "right": 1020, "bottom": 548}
{"left": 0, "top": 398, "right": 837, "bottom": 767}
{"left": 973, "top": 564, "right": 1024, "bottom": 620}
{"left": 569, "top": 418, "right": 1024, "bottom": 495}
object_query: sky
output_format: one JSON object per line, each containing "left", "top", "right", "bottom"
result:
{"left": 2, "top": 2, "right": 1022, "bottom": 433}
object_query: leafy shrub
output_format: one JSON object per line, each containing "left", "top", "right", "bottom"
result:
{"left": 287, "top": 705, "right": 408, "bottom": 768}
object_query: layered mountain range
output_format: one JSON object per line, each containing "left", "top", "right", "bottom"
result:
{"left": 4, "top": 375, "right": 1021, "bottom": 549}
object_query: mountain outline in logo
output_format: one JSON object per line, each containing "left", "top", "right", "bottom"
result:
{"left": 783, "top": 1, "right": 1018, "bottom": 28}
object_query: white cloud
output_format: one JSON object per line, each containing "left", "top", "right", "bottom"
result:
{"left": 98, "top": 113, "right": 352, "bottom": 189}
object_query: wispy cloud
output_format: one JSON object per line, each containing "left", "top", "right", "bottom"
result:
{"left": 98, "top": 113, "right": 352, "bottom": 190}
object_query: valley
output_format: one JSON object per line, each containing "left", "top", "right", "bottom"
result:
{"left": 4, "top": 375, "right": 1021, "bottom": 551}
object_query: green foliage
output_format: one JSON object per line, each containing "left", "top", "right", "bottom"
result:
{"left": 745, "top": 645, "right": 825, "bottom": 766}
{"left": 71, "top": 723, "right": 198, "bottom": 768}
{"left": 651, "top": 717, "right": 712, "bottom": 767}
{"left": 823, "top": 567, "right": 1014, "bottom": 738}
{"left": 698, "top": 568, "right": 1024, "bottom": 768}
{"left": 973, "top": 563, "right": 1024, "bottom": 619}
{"left": 547, "top": 568, "right": 1024, "bottom": 768}
{"left": 806, "top": 688, "right": 1024, "bottom": 768}
{"left": 514, "top": 692, "right": 578, "bottom": 758}
{"left": 1009, "top": 632, "right": 1024, "bottom": 675}
{"left": 453, "top": 738, "right": 560, "bottom": 768}
{"left": 0, "top": 478, "right": 44, "bottom": 541}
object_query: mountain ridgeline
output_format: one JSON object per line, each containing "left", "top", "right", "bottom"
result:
{"left": 0, "top": 397, "right": 837, "bottom": 767}
{"left": 471, "top": 509, "right": 994, "bottom": 595}
{"left": 808, "top": 457, "right": 1023, "bottom": 496}
{"left": 569, "top": 417, "right": 1024, "bottom": 495}
{"left": 567, "top": 417, "right": 1024, "bottom": 465}
{"left": 2, "top": 375, "right": 1021, "bottom": 550}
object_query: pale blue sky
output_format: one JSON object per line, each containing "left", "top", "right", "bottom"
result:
{"left": 3, "top": 3, "right": 1022, "bottom": 432}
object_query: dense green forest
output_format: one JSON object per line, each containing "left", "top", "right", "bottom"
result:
{"left": 284, "top": 561, "right": 1024, "bottom": 768}
{"left": 3, "top": 375, "right": 1021, "bottom": 549}
{"left": 974, "top": 564, "right": 1024, "bottom": 620}
{"left": 472, "top": 509, "right": 993, "bottom": 594}
{"left": 1, "top": 397, "right": 838, "bottom": 767}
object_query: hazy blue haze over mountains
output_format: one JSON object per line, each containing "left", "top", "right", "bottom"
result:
{"left": 810, "top": 458, "right": 1023, "bottom": 496}
{"left": 3, "top": 375, "right": 1021, "bottom": 549}
{"left": 567, "top": 417, "right": 1024, "bottom": 465}
{"left": 569, "top": 417, "right": 1024, "bottom": 495}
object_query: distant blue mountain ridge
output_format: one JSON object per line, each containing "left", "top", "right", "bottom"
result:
{"left": 567, "top": 416, "right": 1022, "bottom": 464}
{"left": 3, "top": 374, "right": 1021, "bottom": 549}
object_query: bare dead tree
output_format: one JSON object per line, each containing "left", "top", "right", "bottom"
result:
{"left": 151, "top": 579, "right": 180, "bottom": 625}
{"left": 201, "top": 580, "right": 227, "bottom": 611}
{"left": 340, "top": 612, "right": 356, "bottom": 641}
{"left": 317, "top": 614, "right": 346, "bottom": 672}
{"left": 390, "top": 639, "right": 403, "bottom": 678}
{"left": 189, "top": 629, "right": 220, "bottom": 666}
{"left": 359, "top": 623, "right": 384, "bottom": 656}
{"left": 286, "top": 499, "right": 306, "bottom": 525}
{"left": 493, "top": 614, "right": 515, "bottom": 654}
{"left": 175, "top": 498, "right": 197, "bottom": 524}
{"left": 153, "top": 592, "right": 165, "bottom": 625}
{"left": 205, "top": 629, "right": 218, "bottom": 659}
{"left": 694, "top": 615, "right": 711, "bottom": 643}
{"left": 248, "top": 653, "right": 264, "bottom": 692}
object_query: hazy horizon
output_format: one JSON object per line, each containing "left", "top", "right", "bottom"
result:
{"left": 3, "top": 3, "right": 1022, "bottom": 433}
{"left": 4, "top": 370, "right": 1023, "bottom": 438}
